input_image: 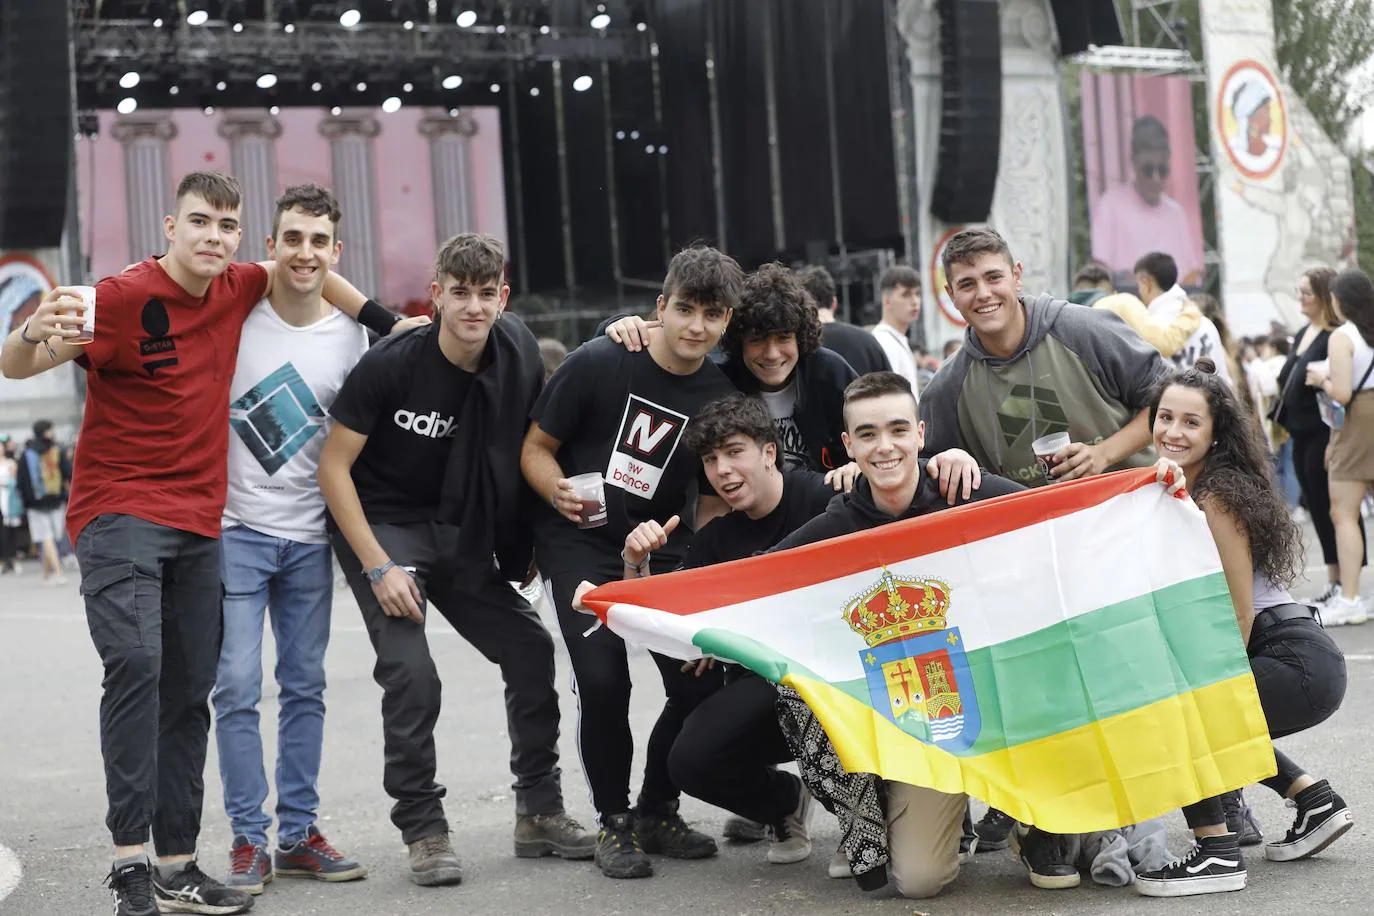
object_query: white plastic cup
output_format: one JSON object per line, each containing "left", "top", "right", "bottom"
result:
{"left": 68, "top": 286, "right": 96, "bottom": 345}
{"left": 568, "top": 472, "right": 608, "bottom": 529}
{"left": 1032, "top": 431, "right": 1071, "bottom": 480}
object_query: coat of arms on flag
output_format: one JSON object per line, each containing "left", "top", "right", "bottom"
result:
{"left": 848, "top": 571, "right": 980, "bottom": 751}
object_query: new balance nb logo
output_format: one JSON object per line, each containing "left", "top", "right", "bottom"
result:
{"left": 394, "top": 409, "right": 457, "bottom": 439}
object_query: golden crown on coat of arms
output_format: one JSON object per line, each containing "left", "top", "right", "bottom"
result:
{"left": 842, "top": 568, "right": 951, "bottom": 648}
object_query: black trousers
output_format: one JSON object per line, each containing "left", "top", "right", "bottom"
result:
{"left": 1182, "top": 617, "right": 1347, "bottom": 828}
{"left": 547, "top": 568, "right": 724, "bottom": 820}
{"left": 1292, "top": 429, "right": 1366, "bottom": 569}
{"left": 77, "top": 513, "right": 222, "bottom": 853}
{"left": 669, "top": 672, "right": 799, "bottom": 826}
{"left": 334, "top": 522, "right": 563, "bottom": 844}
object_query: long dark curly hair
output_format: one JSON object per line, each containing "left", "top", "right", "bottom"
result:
{"left": 1148, "top": 358, "right": 1301, "bottom": 587}
{"left": 721, "top": 262, "right": 824, "bottom": 362}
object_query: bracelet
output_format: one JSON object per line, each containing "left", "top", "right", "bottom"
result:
{"left": 621, "top": 549, "right": 649, "bottom": 572}
{"left": 18, "top": 319, "right": 42, "bottom": 345}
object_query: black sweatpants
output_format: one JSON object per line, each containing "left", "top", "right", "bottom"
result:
{"left": 1292, "top": 429, "right": 1366, "bottom": 569}
{"left": 547, "top": 568, "right": 724, "bottom": 821}
{"left": 1183, "top": 617, "right": 1347, "bottom": 828}
{"left": 334, "top": 522, "right": 563, "bottom": 844}
{"left": 669, "top": 672, "right": 799, "bottom": 826}
{"left": 76, "top": 513, "right": 222, "bottom": 853}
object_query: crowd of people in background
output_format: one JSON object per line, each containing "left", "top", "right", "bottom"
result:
{"left": 1, "top": 168, "right": 1371, "bottom": 915}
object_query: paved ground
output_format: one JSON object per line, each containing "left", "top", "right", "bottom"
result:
{"left": 1, "top": 521, "right": 1371, "bottom": 916}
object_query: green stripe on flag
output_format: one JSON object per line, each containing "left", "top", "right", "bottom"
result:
{"left": 694, "top": 573, "right": 1247, "bottom": 756}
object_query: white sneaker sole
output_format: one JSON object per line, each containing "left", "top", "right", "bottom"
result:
{"left": 766, "top": 842, "right": 812, "bottom": 865}
{"left": 1264, "top": 809, "right": 1354, "bottom": 861}
{"left": 1135, "top": 872, "right": 1247, "bottom": 897}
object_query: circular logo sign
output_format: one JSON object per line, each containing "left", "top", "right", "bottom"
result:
{"left": 0, "top": 254, "right": 55, "bottom": 337}
{"left": 929, "top": 225, "right": 967, "bottom": 328}
{"left": 1216, "top": 59, "right": 1288, "bottom": 181}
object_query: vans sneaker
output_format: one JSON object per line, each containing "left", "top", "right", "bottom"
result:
{"left": 1264, "top": 780, "right": 1354, "bottom": 862}
{"left": 1136, "top": 833, "right": 1245, "bottom": 897}
{"left": 1221, "top": 790, "right": 1263, "bottom": 846}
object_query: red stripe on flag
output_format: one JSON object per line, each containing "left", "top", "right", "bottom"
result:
{"left": 584, "top": 467, "right": 1160, "bottom": 618}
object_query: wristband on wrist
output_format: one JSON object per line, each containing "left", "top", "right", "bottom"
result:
{"left": 358, "top": 298, "right": 402, "bottom": 336}
{"left": 19, "top": 318, "right": 42, "bottom": 345}
{"left": 366, "top": 559, "right": 398, "bottom": 583}
{"left": 621, "top": 549, "right": 649, "bottom": 573}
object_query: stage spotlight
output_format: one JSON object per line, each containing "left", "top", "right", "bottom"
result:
{"left": 256, "top": 73, "right": 278, "bottom": 89}
{"left": 457, "top": 7, "right": 478, "bottom": 27}
{"left": 204, "top": 106, "right": 216, "bottom": 116}
{"left": 331, "top": 105, "right": 343, "bottom": 116}
{"left": 572, "top": 75, "right": 592, "bottom": 92}
{"left": 149, "top": 0, "right": 174, "bottom": 28}
{"left": 492, "top": 3, "right": 506, "bottom": 32}
{"left": 589, "top": 4, "right": 609, "bottom": 29}
{"left": 530, "top": 86, "right": 541, "bottom": 97}
{"left": 311, "top": 81, "right": 323, "bottom": 92}
{"left": 169, "top": 84, "right": 180, "bottom": 95}
{"left": 217, "top": 80, "right": 228, "bottom": 91}
{"left": 224, "top": 0, "right": 246, "bottom": 28}
{"left": 339, "top": 6, "right": 361, "bottom": 27}
{"left": 442, "top": 74, "right": 463, "bottom": 89}
{"left": 186, "top": 0, "right": 210, "bottom": 26}
{"left": 490, "top": 82, "right": 501, "bottom": 93}
{"left": 630, "top": 0, "right": 647, "bottom": 31}
{"left": 270, "top": 105, "right": 281, "bottom": 115}
{"left": 117, "top": 97, "right": 139, "bottom": 114}
{"left": 382, "top": 96, "right": 402, "bottom": 113}
{"left": 355, "top": 81, "right": 368, "bottom": 92}
{"left": 278, "top": 0, "right": 298, "bottom": 29}
{"left": 119, "top": 71, "right": 140, "bottom": 89}
{"left": 532, "top": 6, "right": 550, "bottom": 33}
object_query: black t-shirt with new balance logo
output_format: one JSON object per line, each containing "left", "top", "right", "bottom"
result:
{"left": 531, "top": 336, "right": 736, "bottom": 576}
{"left": 330, "top": 324, "right": 473, "bottom": 524}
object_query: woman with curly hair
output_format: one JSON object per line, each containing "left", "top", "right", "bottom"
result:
{"left": 1135, "top": 359, "right": 1353, "bottom": 898}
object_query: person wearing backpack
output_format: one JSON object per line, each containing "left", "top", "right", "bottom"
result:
{"left": 16, "top": 418, "right": 70, "bottom": 585}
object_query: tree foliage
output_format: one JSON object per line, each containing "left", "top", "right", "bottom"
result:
{"left": 1272, "top": 0, "right": 1374, "bottom": 143}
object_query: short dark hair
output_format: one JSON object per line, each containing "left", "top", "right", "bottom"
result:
{"left": 1133, "top": 251, "right": 1178, "bottom": 291}
{"left": 721, "top": 263, "right": 823, "bottom": 361}
{"left": 1073, "top": 260, "right": 1112, "bottom": 290}
{"left": 796, "top": 265, "right": 836, "bottom": 311}
{"left": 879, "top": 265, "right": 921, "bottom": 294}
{"left": 663, "top": 245, "right": 744, "bottom": 311}
{"left": 32, "top": 419, "right": 53, "bottom": 440}
{"left": 272, "top": 183, "right": 342, "bottom": 241}
{"left": 1131, "top": 115, "right": 1171, "bottom": 156}
{"left": 174, "top": 170, "right": 242, "bottom": 212}
{"left": 683, "top": 393, "right": 781, "bottom": 457}
{"left": 842, "top": 370, "right": 917, "bottom": 426}
{"left": 941, "top": 227, "right": 1013, "bottom": 278}
{"left": 435, "top": 233, "right": 506, "bottom": 285}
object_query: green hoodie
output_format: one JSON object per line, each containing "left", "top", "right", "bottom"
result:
{"left": 920, "top": 293, "right": 1169, "bottom": 487}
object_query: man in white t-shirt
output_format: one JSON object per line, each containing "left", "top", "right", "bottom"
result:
{"left": 214, "top": 184, "right": 424, "bottom": 895}
{"left": 1134, "top": 251, "right": 1233, "bottom": 387}
{"left": 871, "top": 265, "right": 921, "bottom": 396}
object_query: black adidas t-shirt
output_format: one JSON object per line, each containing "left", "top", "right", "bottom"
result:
{"left": 531, "top": 337, "right": 737, "bottom": 576}
{"left": 684, "top": 469, "right": 835, "bottom": 569}
{"left": 330, "top": 325, "right": 473, "bottom": 524}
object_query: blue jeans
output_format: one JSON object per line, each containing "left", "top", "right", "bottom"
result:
{"left": 1274, "top": 438, "right": 1301, "bottom": 508}
{"left": 212, "top": 525, "right": 333, "bottom": 847}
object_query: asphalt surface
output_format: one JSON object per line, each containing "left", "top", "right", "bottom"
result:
{"left": 2, "top": 519, "right": 1372, "bottom": 916}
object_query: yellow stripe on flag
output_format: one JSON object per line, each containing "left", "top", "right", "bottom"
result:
{"left": 784, "top": 670, "right": 1277, "bottom": 834}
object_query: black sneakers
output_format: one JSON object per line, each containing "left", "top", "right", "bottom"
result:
{"left": 595, "top": 812, "right": 653, "bottom": 879}
{"left": 1264, "top": 779, "right": 1354, "bottom": 862}
{"left": 1221, "top": 789, "right": 1263, "bottom": 846}
{"left": 1136, "top": 833, "right": 1246, "bottom": 897}
{"left": 974, "top": 806, "right": 1015, "bottom": 852}
{"left": 152, "top": 859, "right": 255, "bottom": 914}
{"left": 634, "top": 800, "right": 718, "bottom": 860}
{"left": 1011, "top": 825, "right": 1080, "bottom": 889}
{"left": 106, "top": 859, "right": 156, "bottom": 916}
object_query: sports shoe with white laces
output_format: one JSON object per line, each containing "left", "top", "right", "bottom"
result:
{"left": 766, "top": 781, "right": 814, "bottom": 864}
{"left": 1264, "top": 779, "right": 1354, "bottom": 861}
{"left": 1136, "top": 833, "right": 1246, "bottom": 897}
{"left": 1321, "top": 594, "right": 1368, "bottom": 626}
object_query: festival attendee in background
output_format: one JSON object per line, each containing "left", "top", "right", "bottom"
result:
{"left": 538, "top": 336, "right": 568, "bottom": 380}
{"left": 1305, "top": 269, "right": 1374, "bottom": 621}
{"left": 1069, "top": 260, "right": 1202, "bottom": 357}
{"left": 0, "top": 435, "right": 23, "bottom": 574}
{"left": 15, "top": 418, "right": 69, "bottom": 585}
{"left": 1133, "top": 252, "right": 1232, "bottom": 385}
{"left": 1137, "top": 360, "right": 1352, "bottom": 896}
{"left": 1091, "top": 115, "right": 1205, "bottom": 286}
{"left": 870, "top": 265, "right": 921, "bottom": 391}
{"left": 796, "top": 264, "right": 891, "bottom": 377}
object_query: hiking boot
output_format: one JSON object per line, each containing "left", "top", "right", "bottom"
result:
{"left": 634, "top": 800, "right": 718, "bottom": 859}
{"left": 595, "top": 812, "right": 653, "bottom": 879}
{"left": 1221, "top": 790, "right": 1263, "bottom": 847}
{"left": 225, "top": 837, "right": 272, "bottom": 895}
{"left": 1011, "top": 825, "right": 1080, "bottom": 889}
{"left": 766, "top": 781, "right": 813, "bottom": 865}
{"left": 1264, "top": 779, "right": 1354, "bottom": 862}
{"left": 722, "top": 815, "right": 767, "bottom": 843}
{"left": 274, "top": 826, "right": 367, "bottom": 882}
{"left": 974, "top": 806, "right": 1015, "bottom": 852}
{"left": 152, "top": 859, "right": 255, "bottom": 914}
{"left": 407, "top": 833, "right": 463, "bottom": 887}
{"left": 1136, "top": 833, "right": 1246, "bottom": 897}
{"left": 514, "top": 811, "right": 597, "bottom": 860}
{"left": 827, "top": 848, "right": 853, "bottom": 879}
{"left": 105, "top": 859, "right": 156, "bottom": 916}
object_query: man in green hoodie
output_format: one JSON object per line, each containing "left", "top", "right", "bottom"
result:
{"left": 920, "top": 228, "right": 1169, "bottom": 488}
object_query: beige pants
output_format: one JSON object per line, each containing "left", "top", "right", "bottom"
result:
{"left": 885, "top": 781, "right": 966, "bottom": 899}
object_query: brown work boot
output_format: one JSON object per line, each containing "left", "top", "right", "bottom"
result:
{"left": 514, "top": 811, "right": 597, "bottom": 860}
{"left": 407, "top": 833, "right": 463, "bottom": 887}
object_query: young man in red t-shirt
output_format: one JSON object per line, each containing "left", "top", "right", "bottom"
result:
{"left": 0, "top": 171, "right": 399, "bottom": 916}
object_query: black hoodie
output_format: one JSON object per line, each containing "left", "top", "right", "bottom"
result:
{"left": 772, "top": 459, "right": 1024, "bottom": 551}
{"left": 718, "top": 347, "right": 857, "bottom": 472}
